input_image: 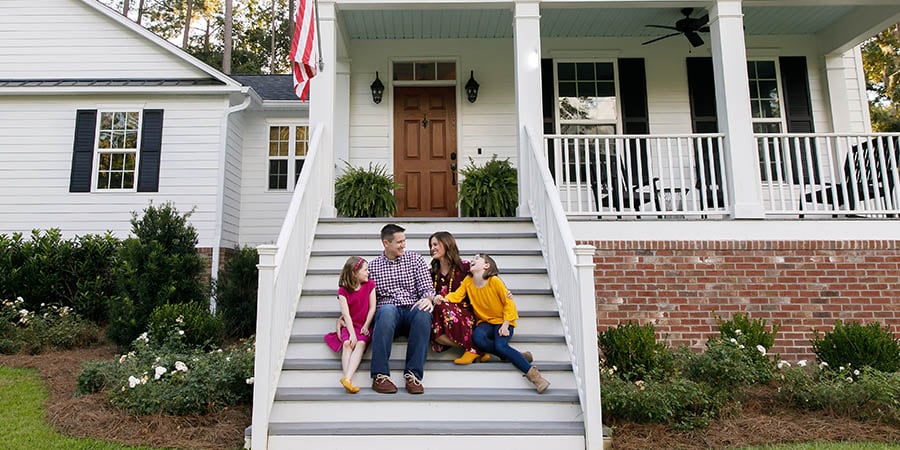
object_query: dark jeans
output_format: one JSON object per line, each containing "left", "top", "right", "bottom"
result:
{"left": 370, "top": 304, "right": 431, "bottom": 380}
{"left": 472, "top": 322, "right": 531, "bottom": 373}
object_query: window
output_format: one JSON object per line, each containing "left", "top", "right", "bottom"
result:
{"left": 748, "top": 61, "right": 788, "bottom": 181}
{"left": 267, "top": 124, "right": 309, "bottom": 191}
{"left": 393, "top": 61, "right": 456, "bottom": 82}
{"left": 95, "top": 111, "right": 141, "bottom": 190}
{"left": 556, "top": 61, "right": 618, "bottom": 135}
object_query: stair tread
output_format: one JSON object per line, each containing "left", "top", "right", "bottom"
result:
{"left": 306, "top": 267, "right": 547, "bottom": 275}
{"left": 275, "top": 387, "right": 579, "bottom": 402}
{"left": 282, "top": 359, "right": 573, "bottom": 371}
{"left": 301, "top": 288, "right": 553, "bottom": 296}
{"left": 265, "top": 420, "right": 585, "bottom": 436}
{"left": 315, "top": 232, "right": 537, "bottom": 239}
{"left": 290, "top": 334, "right": 566, "bottom": 343}
{"left": 295, "top": 310, "right": 559, "bottom": 318}
{"left": 311, "top": 249, "right": 542, "bottom": 256}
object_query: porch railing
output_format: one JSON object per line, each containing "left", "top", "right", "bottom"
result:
{"left": 756, "top": 133, "right": 900, "bottom": 217}
{"left": 251, "top": 124, "right": 327, "bottom": 450}
{"left": 544, "top": 134, "right": 729, "bottom": 218}
{"left": 523, "top": 126, "right": 603, "bottom": 449}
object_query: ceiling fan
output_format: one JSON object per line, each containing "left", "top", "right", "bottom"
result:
{"left": 642, "top": 8, "right": 710, "bottom": 47}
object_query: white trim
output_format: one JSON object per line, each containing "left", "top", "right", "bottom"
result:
{"left": 91, "top": 110, "right": 143, "bottom": 193}
{"left": 570, "top": 219, "right": 900, "bottom": 241}
{"left": 0, "top": 86, "right": 246, "bottom": 95}
{"left": 552, "top": 59, "right": 623, "bottom": 135}
{"left": 549, "top": 50, "right": 621, "bottom": 59}
{"left": 264, "top": 123, "right": 312, "bottom": 193}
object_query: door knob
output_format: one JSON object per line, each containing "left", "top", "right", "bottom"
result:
{"left": 450, "top": 152, "right": 457, "bottom": 161}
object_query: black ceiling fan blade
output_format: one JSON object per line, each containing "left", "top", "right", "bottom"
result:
{"left": 646, "top": 24, "right": 680, "bottom": 31}
{"left": 697, "top": 14, "right": 709, "bottom": 26}
{"left": 642, "top": 33, "right": 681, "bottom": 46}
{"left": 685, "top": 31, "right": 705, "bottom": 47}
{"left": 699, "top": 26, "right": 710, "bottom": 33}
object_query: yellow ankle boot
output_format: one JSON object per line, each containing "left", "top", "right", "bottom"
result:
{"left": 454, "top": 351, "right": 480, "bottom": 365}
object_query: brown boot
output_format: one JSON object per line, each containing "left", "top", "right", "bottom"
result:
{"left": 521, "top": 351, "right": 533, "bottom": 363}
{"left": 525, "top": 366, "right": 550, "bottom": 394}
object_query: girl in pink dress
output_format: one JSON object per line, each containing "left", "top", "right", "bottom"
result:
{"left": 323, "top": 256, "right": 376, "bottom": 393}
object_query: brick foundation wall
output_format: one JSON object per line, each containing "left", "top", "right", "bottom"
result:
{"left": 584, "top": 240, "right": 900, "bottom": 362}
{"left": 197, "top": 247, "right": 237, "bottom": 283}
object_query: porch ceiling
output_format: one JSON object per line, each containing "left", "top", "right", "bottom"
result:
{"left": 339, "top": 5, "right": 863, "bottom": 40}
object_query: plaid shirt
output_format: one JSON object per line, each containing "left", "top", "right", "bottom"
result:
{"left": 369, "top": 250, "right": 435, "bottom": 308}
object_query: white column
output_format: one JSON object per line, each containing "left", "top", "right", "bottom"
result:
{"left": 334, "top": 58, "right": 351, "bottom": 169}
{"left": 310, "top": 0, "right": 337, "bottom": 217}
{"left": 825, "top": 53, "right": 853, "bottom": 133}
{"left": 250, "top": 245, "right": 277, "bottom": 450}
{"left": 709, "top": 0, "right": 765, "bottom": 218}
{"left": 575, "top": 244, "right": 603, "bottom": 449}
{"left": 513, "top": 0, "right": 543, "bottom": 216}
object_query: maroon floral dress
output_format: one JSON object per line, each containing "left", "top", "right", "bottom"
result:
{"left": 430, "top": 260, "right": 476, "bottom": 353}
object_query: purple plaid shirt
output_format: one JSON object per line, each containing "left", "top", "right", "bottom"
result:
{"left": 368, "top": 250, "right": 435, "bottom": 308}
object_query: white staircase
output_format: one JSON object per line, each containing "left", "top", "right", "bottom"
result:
{"left": 258, "top": 217, "right": 592, "bottom": 449}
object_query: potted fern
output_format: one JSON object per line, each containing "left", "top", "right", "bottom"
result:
{"left": 334, "top": 162, "right": 402, "bottom": 217}
{"left": 458, "top": 156, "right": 518, "bottom": 217}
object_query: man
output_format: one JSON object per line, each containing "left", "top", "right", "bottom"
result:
{"left": 368, "top": 223, "right": 435, "bottom": 394}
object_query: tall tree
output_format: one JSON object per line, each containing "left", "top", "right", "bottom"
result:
{"left": 862, "top": 23, "right": 900, "bottom": 131}
{"left": 182, "top": 0, "right": 195, "bottom": 48}
{"left": 223, "top": 0, "right": 233, "bottom": 73}
{"left": 122, "top": 0, "right": 130, "bottom": 17}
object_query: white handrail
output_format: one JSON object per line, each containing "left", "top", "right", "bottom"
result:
{"left": 251, "top": 123, "right": 327, "bottom": 450}
{"left": 522, "top": 126, "right": 603, "bottom": 449}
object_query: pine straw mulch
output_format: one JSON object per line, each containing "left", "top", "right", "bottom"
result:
{"left": 2, "top": 347, "right": 900, "bottom": 450}
{"left": 0, "top": 344, "right": 249, "bottom": 450}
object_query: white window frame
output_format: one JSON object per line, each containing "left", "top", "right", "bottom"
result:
{"left": 92, "top": 110, "right": 142, "bottom": 192}
{"left": 266, "top": 122, "right": 310, "bottom": 192}
{"left": 748, "top": 59, "right": 786, "bottom": 133}
{"left": 553, "top": 59, "right": 622, "bottom": 136}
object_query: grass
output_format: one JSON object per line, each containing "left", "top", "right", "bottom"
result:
{"left": 741, "top": 443, "right": 900, "bottom": 450}
{"left": 0, "top": 365, "right": 158, "bottom": 450}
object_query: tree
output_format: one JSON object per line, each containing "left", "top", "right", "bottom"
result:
{"left": 862, "top": 23, "right": 900, "bottom": 131}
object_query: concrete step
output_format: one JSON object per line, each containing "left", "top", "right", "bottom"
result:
{"left": 297, "top": 292, "right": 557, "bottom": 313}
{"left": 302, "top": 269, "right": 550, "bottom": 291}
{"left": 291, "top": 312, "right": 563, "bottom": 335}
{"left": 268, "top": 434, "right": 585, "bottom": 450}
{"left": 315, "top": 218, "right": 537, "bottom": 235}
{"left": 310, "top": 249, "right": 546, "bottom": 270}
{"left": 311, "top": 236, "right": 542, "bottom": 252}
{"left": 267, "top": 420, "right": 585, "bottom": 436}
{"left": 286, "top": 335, "right": 569, "bottom": 361}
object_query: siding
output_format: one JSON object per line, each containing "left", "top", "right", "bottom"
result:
{"left": 222, "top": 112, "right": 245, "bottom": 248}
{"left": 0, "top": 0, "right": 205, "bottom": 79}
{"left": 0, "top": 95, "right": 227, "bottom": 247}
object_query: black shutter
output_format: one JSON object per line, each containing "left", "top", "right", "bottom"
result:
{"left": 686, "top": 57, "right": 724, "bottom": 207}
{"left": 779, "top": 56, "right": 819, "bottom": 183}
{"left": 618, "top": 58, "right": 650, "bottom": 135}
{"left": 69, "top": 110, "right": 97, "bottom": 193}
{"left": 137, "top": 109, "right": 164, "bottom": 192}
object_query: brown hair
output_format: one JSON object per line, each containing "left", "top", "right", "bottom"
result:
{"left": 381, "top": 223, "right": 405, "bottom": 242}
{"left": 476, "top": 253, "right": 500, "bottom": 279}
{"left": 339, "top": 256, "right": 366, "bottom": 291}
{"left": 428, "top": 231, "right": 464, "bottom": 276}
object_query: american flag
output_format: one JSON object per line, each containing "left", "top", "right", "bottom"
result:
{"left": 290, "top": 0, "right": 318, "bottom": 100}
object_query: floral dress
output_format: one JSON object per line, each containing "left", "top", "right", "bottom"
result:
{"left": 430, "top": 260, "right": 476, "bottom": 353}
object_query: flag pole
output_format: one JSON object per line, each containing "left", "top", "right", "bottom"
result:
{"left": 314, "top": 0, "right": 323, "bottom": 71}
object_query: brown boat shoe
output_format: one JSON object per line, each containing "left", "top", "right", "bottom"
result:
{"left": 372, "top": 374, "right": 397, "bottom": 394}
{"left": 404, "top": 372, "right": 425, "bottom": 394}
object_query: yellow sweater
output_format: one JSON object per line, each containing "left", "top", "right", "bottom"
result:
{"left": 445, "top": 276, "right": 518, "bottom": 327}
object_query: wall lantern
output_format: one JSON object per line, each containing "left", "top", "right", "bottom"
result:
{"left": 464, "top": 70, "right": 480, "bottom": 103}
{"left": 370, "top": 71, "right": 385, "bottom": 104}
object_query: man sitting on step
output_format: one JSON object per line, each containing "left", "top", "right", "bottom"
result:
{"left": 368, "top": 223, "right": 435, "bottom": 394}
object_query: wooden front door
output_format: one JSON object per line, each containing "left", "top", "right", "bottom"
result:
{"left": 394, "top": 86, "right": 458, "bottom": 217}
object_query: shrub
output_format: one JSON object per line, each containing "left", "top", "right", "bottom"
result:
{"left": 778, "top": 365, "right": 900, "bottom": 423}
{"left": 598, "top": 321, "right": 674, "bottom": 382}
{"left": 600, "top": 369, "right": 719, "bottom": 430}
{"left": 812, "top": 320, "right": 900, "bottom": 373}
{"left": 0, "top": 298, "right": 100, "bottom": 354}
{"left": 458, "top": 156, "right": 518, "bottom": 217}
{"left": 716, "top": 313, "right": 780, "bottom": 351}
{"left": 148, "top": 302, "right": 224, "bottom": 351}
{"left": 334, "top": 162, "right": 400, "bottom": 217}
{"left": 680, "top": 338, "right": 775, "bottom": 393}
{"left": 216, "top": 246, "right": 259, "bottom": 338}
{"left": 107, "top": 202, "right": 206, "bottom": 347}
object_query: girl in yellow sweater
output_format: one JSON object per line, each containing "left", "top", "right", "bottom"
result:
{"left": 435, "top": 253, "right": 550, "bottom": 393}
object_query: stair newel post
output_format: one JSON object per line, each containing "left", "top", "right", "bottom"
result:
{"left": 252, "top": 244, "right": 278, "bottom": 450}
{"left": 574, "top": 244, "right": 603, "bottom": 449}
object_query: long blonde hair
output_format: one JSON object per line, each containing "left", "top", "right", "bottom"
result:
{"left": 339, "top": 256, "right": 366, "bottom": 291}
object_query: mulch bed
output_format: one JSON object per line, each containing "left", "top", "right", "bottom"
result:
{"left": 2, "top": 346, "right": 899, "bottom": 449}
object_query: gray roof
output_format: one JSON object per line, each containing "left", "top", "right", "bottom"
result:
{"left": 0, "top": 78, "right": 223, "bottom": 88}
{"left": 230, "top": 75, "right": 300, "bottom": 101}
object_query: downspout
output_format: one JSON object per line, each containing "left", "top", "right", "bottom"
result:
{"left": 210, "top": 87, "right": 253, "bottom": 312}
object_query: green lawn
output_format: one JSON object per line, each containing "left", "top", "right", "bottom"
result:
{"left": 741, "top": 443, "right": 900, "bottom": 450}
{"left": 0, "top": 365, "right": 158, "bottom": 450}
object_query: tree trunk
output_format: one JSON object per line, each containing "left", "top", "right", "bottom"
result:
{"left": 223, "top": 0, "right": 233, "bottom": 74}
{"left": 269, "top": 0, "right": 277, "bottom": 74}
{"left": 289, "top": 0, "right": 295, "bottom": 36}
{"left": 182, "top": 0, "right": 195, "bottom": 49}
{"left": 122, "top": 0, "right": 130, "bottom": 18}
{"left": 136, "top": 0, "right": 145, "bottom": 25}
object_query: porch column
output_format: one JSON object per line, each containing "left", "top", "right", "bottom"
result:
{"left": 709, "top": 0, "right": 765, "bottom": 218}
{"left": 335, "top": 58, "right": 351, "bottom": 170}
{"left": 310, "top": 0, "right": 337, "bottom": 217}
{"left": 824, "top": 51, "right": 860, "bottom": 133}
{"left": 513, "top": 0, "right": 543, "bottom": 216}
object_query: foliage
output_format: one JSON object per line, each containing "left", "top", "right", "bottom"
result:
{"left": 148, "top": 302, "right": 224, "bottom": 351}
{"left": 862, "top": 23, "right": 900, "bottom": 131}
{"left": 716, "top": 313, "right": 780, "bottom": 351}
{"left": 458, "top": 156, "right": 519, "bottom": 217}
{"left": 76, "top": 330, "right": 255, "bottom": 416}
{"left": 869, "top": 104, "right": 900, "bottom": 132}
{"left": 215, "top": 246, "right": 259, "bottom": 338}
{"left": 598, "top": 321, "right": 674, "bottom": 382}
{"left": 600, "top": 368, "right": 720, "bottom": 430}
{"left": 0, "top": 298, "right": 100, "bottom": 355}
{"left": 334, "top": 162, "right": 401, "bottom": 217}
{"left": 679, "top": 338, "right": 775, "bottom": 394}
{"left": 811, "top": 320, "right": 900, "bottom": 373}
{"left": 778, "top": 365, "right": 900, "bottom": 424}
{"left": 106, "top": 202, "right": 207, "bottom": 347}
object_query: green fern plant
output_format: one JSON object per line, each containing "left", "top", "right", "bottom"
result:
{"left": 458, "top": 156, "right": 518, "bottom": 217}
{"left": 334, "top": 162, "right": 401, "bottom": 217}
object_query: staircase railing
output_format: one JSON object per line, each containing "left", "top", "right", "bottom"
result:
{"left": 251, "top": 124, "right": 327, "bottom": 450}
{"left": 522, "top": 126, "right": 604, "bottom": 449}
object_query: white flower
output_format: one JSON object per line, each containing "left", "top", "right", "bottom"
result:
{"left": 175, "top": 315, "right": 184, "bottom": 324}
{"left": 246, "top": 377, "right": 254, "bottom": 385}
{"left": 757, "top": 345, "right": 767, "bottom": 355}
{"left": 853, "top": 369, "right": 860, "bottom": 376}
{"left": 634, "top": 380, "right": 645, "bottom": 391}
{"left": 18, "top": 309, "right": 28, "bottom": 316}
{"left": 819, "top": 361, "right": 829, "bottom": 369}
{"left": 777, "top": 360, "right": 791, "bottom": 369}
{"left": 226, "top": 357, "right": 231, "bottom": 362}
{"left": 845, "top": 377, "right": 854, "bottom": 383}
{"left": 140, "top": 375, "right": 148, "bottom": 384}
{"left": 797, "top": 360, "right": 807, "bottom": 367}
{"left": 734, "top": 329, "right": 742, "bottom": 335}
{"left": 128, "top": 376, "right": 141, "bottom": 388}
{"left": 137, "top": 332, "right": 149, "bottom": 343}
{"left": 119, "top": 354, "right": 127, "bottom": 364}
{"left": 739, "top": 344, "right": 745, "bottom": 349}
{"left": 839, "top": 366, "right": 845, "bottom": 372}
{"left": 729, "top": 338, "right": 738, "bottom": 344}
{"left": 177, "top": 329, "right": 185, "bottom": 336}
{"left": 40, "top": 303, "right": 45, "bottom": 307}
{"left": 154, "top": 366, "right": 167, "bottom": 380}
{"left": 175, "top": 361, "right": 188, "bottom": 372}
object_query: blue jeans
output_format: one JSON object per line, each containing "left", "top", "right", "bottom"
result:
{"left": 370, "top": 304, "right": 432, "bottom": 380}
{"left": 472, "top": 322, "right": 531, "bottom": 373}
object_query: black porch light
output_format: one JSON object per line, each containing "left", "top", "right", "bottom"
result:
{"left": 464, "top": 70, "right": 479, "bottom": 103}
{"left": 370, "top": 71, "right": 385, "bottom": 104}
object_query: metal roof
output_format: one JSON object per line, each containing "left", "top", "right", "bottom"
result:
{"left": 230, "top": 75, "right": 299, "bottom": 101}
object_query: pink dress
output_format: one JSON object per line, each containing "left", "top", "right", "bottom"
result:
{"left": 324, "top": 280, "right": 375, "bottom": 352}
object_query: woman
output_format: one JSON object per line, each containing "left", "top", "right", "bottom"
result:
{"left": 428, "top": 231, "right": 480, "bottom": 364}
